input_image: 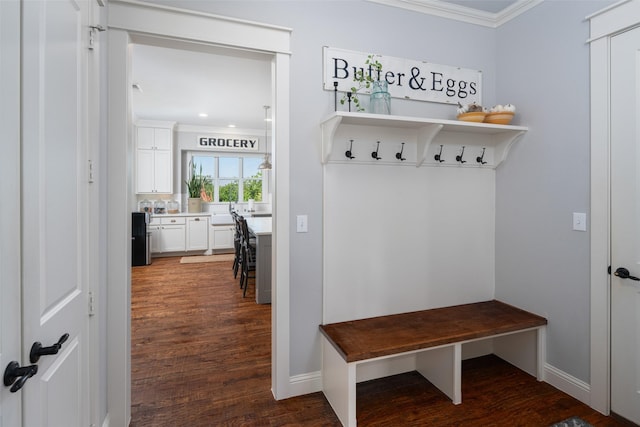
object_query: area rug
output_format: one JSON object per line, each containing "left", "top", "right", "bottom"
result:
{"left": 549, "top": 417, "right": 593, "bottom": 427}
{"left": 180, "top": 254, "right": 235, "bottom": 264}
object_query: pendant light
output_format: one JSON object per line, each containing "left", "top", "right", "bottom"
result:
{"left": 258, "top": 105, "right": 272, "bottom": 170}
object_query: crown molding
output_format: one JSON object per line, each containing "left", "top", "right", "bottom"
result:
{"left": 366, "top": 0, "right": 544, "bottom": 28}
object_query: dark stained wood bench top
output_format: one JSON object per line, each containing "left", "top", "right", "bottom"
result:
{"left": 319, "top": 300, "right": 547, "bottom": 363}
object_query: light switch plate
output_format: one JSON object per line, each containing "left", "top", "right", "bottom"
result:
{"left": 573, "top": 212, "right": 587, "bottom": 231}
{"left": 296, "top": 215, "right": 308, "bottom": 233}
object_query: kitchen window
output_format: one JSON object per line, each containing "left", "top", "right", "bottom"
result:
{"left": 188, "top": 153, "right": 266, "bottom": 203}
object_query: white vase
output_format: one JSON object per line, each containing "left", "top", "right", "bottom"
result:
{"left": 187, "top": 197, "right": 202, "bottom": 213}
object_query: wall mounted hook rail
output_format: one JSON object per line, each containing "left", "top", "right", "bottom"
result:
{"left": 476, "top": 147, "right": 487, "bottom": 165}
{"left": 395, "top": 143, "right": 406, "bottom": 161}
{"left": 371, "top": 141, "right": 382, "bottom": 160}
{"left": 345, "top": 139, "right": 355, "bottom": 159}
{"left": 456, "top": 146, "right": 467, "bottom": 164}
{"left": 434, "top": 144, "right": 445, "bottom": 163}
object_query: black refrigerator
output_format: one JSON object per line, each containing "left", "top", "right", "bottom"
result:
{"left": 132, "top": 212, "right": 151, "bottom": 266}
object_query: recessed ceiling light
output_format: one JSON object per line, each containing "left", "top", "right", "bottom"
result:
{"left": 228, "top": 124, "right": 236, "bottom": 128}
{"left": 198, "top": 113, "right": 208, "bottom": 118}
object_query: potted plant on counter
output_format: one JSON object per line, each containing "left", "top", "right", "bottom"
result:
{"left": 184, "top": 161, "right": 209, "bottom": 213}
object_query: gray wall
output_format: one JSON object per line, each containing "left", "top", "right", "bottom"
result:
{"left": 141, "top": 0, "right": 607, "bottom": 383}
{"left": 495, "top": 0, "right": 612, "bottom": 383}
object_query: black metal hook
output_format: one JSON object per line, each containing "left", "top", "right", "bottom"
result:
{"left": 333, "top": 81, "right": 338, "bottom": 112}
{"left": 456, "top": 146, "right": 467, "bottom": 164}
{"left": 346, "top": 92, "right": 352, "bottom": 112}
{"left": 345, "top": 139, "right": 355, "bottom": 159}
{"left": 434, "top": 145, "right": 444, "bottom": 163}
{"left": 476, "top": 147, "right": 487, "bottom": 165}
{"left": 371, "top": 141, "right": 382, "bottom": 160}
{"left": 395, "top": 143, "right": 406, "bottom": 161}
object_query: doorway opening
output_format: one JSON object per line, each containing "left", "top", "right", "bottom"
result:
{"left": 129, "top": 36, "right": 275, "bottom": 418}
{"left": 107, "top": 4, "right": 292, "bottom": 423}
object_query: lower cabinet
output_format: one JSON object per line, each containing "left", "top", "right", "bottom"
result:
{"left": 186, "top": 216, "right": 209, "bottom": 251}
{"left": 211, "top": 224, "right": 235, "bottom": 250}
{"left": 150, "top": 216, "right": 186, "bottom": 253}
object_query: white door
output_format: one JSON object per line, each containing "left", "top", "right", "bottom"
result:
{"left": 0, "top": 0, "right": 23, "bottom": 424}
{"left": 6, "top": 1, "right": 91, "bottom": 425}
{"left": 610, "top": 25, "right": 640, "bottom": 424}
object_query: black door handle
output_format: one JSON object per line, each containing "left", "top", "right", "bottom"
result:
{"left": 30, "top": 333, "right": 69, "bottom": 363}
{"left": 4, "top": 361, "right": 38, "bottom": 393}
{"left": 614, "top": 267, "right": 640, "bottom": 281}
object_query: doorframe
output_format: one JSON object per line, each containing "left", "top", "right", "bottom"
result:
{"left": 106, "top": 2, "right": 292, "bottom": 425}
{"left": 588, "top": 0, "right": 640, "bottom": 415}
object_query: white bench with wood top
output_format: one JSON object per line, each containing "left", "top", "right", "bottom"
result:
{"left": 319, "top": 300, "right": 547, "bottom": 427}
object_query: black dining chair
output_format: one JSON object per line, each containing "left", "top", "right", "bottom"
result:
{"left": 239, "top": 216, "right": 256, "bottom": 297}
{"left": 231, "top": 211, "right": 242, "bottom": 279}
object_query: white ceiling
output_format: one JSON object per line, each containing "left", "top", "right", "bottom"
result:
{"left": 130, "top": 0, "right": 536, "bottom": 131}
{"left": 131, "top": 37, "right": 272, "bottom": 131}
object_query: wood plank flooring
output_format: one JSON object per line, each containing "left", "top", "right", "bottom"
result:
{"left": 131, "top": 256, "right": 625, "bottom": 426}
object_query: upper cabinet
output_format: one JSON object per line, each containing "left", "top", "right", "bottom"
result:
{"left": 320, "top": 112, "right": 528, "bottom": 169}
{"left": 135, "top": 121, "right": 176, "bottom": 194}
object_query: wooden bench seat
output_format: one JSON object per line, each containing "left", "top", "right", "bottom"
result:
{"left": 319, "top": 300, "right": 547, "bottom": 427}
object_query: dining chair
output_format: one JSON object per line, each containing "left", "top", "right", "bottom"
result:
{"left": 239, "top": 216, "right": 256, "bottom": 297}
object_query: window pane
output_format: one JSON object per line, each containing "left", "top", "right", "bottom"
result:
{"left": 219, "top": 179, "right": 239, "bottom": 202}
{"left": 243, "top": 157, "right": 262, "bottom": 178}
{"left": 244, "top": 179, "right": 262, "bottom": 202}
{"left": 219, "top": 157, "right": 239, "bottom": 178}
{"left": 192, "top": 155, "right": 214, "bottom": 178}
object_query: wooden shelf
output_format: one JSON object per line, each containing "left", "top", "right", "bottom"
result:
{"left": 320, "top": 111, "right": 527, "bottom": 169}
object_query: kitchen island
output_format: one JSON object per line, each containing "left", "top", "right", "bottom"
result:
{"left": 245, "top": 217, "right": 272, "bottom": 304}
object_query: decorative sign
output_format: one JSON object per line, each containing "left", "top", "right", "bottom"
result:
{"left": 323, "top": 47, "right": 482, "bottom": 106}
{"left": 197, "top": 135, "right": 259, "bottom": 152}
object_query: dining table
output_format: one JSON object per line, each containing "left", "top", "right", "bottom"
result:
{"left": 245, "top": 217, "right": 272, "bottom": 304}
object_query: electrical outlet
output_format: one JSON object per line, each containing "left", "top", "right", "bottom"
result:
{"left": 573, "top": 212, "right": 587, "bottom": 232}
{"left": 296, "top": 215, "right": 308, "bottom": 233}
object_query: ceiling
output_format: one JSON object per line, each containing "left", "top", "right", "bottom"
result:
{"left": 130, "top": 0, "right": 537, "bottom": 131}
{"left": 131, "top": 36, "right": 273, "bottom": 131}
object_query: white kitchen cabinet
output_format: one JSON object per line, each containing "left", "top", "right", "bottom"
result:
{"left": 186, "top": 216, "right": 209, "bottom": 251}
{"left": 210, "top": 224, "right": 235, "bottom": 250}
{"left": 149, "top": 216, "right": 186, "bottom": 253}
{"left": 320, "top": 111, "right": 527, "bottom": 169}
{"left": 135, "top": 122, "right": 175, "bottom": 194}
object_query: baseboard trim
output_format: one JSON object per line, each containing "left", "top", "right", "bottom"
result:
{"left": 287, "top": 363, "right": 592, "bottom": 406}
{"left": 544, "top": 363, "right": 591, "bottom": 405}
{"left": 288, "top": 371, "right": 322, "bottom": 397}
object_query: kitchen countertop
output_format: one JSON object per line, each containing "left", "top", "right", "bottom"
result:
{"left": 245, "top": 217, "right": 272, "bottom": 235}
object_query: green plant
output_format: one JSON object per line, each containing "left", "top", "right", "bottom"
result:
{"left": 184, "top": 161, "right": 210, "bottom": 198}
{"left": 340, "top": 54, "right": 383, "bottom": 112}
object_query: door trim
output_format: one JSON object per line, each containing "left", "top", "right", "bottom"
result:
{"left": 588, "top": 0, "right": 640, "bottom": 414}
{"left": 107, "top": 2, "right": 292, "bottom": 424}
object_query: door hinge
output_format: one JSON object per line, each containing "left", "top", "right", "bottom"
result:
{"left": 88, "top": 25, "right": 106, "bottom": 50}
{"left": 88, "top": 291, "right": 95, "bottom": 317}
{"left": 88, "top": 159, "right": 94, "bottom": 183}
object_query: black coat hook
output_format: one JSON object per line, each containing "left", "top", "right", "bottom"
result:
{"left": 476, "top": 147, "right": 487, "bottom": 165}
{"left": 434, "top": 144, "right": 444, "bottom": 163}
{"left": 333, "top": 81, "right": 339, "bottom": 112}
{"left": 346, "top": 92, "right": 352, "bottom": 112}
{"left": 345, "top": 139, "right": 355, "bottom": 159}
{"left": 395, "top": 143, "right": 406, "bottom": 161}
{"left": 371, "top": 141, "right": 382, "bottom": 160}
{"left": 456, "top": 146, "right": 467, "bottom": 164}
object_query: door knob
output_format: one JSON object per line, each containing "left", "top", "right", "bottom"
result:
{"left": 614, "top": 267, "right": 640, "bottom": 281}
{"left": 30, "top": 333, "right": 69, "bottom": 363}
{"left": 4, "top": 361, "right": 38, "bottom": 393}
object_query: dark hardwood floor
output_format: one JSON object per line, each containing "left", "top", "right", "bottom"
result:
{"left": 131, "top": 256, "right": 624, "bottom": 426}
